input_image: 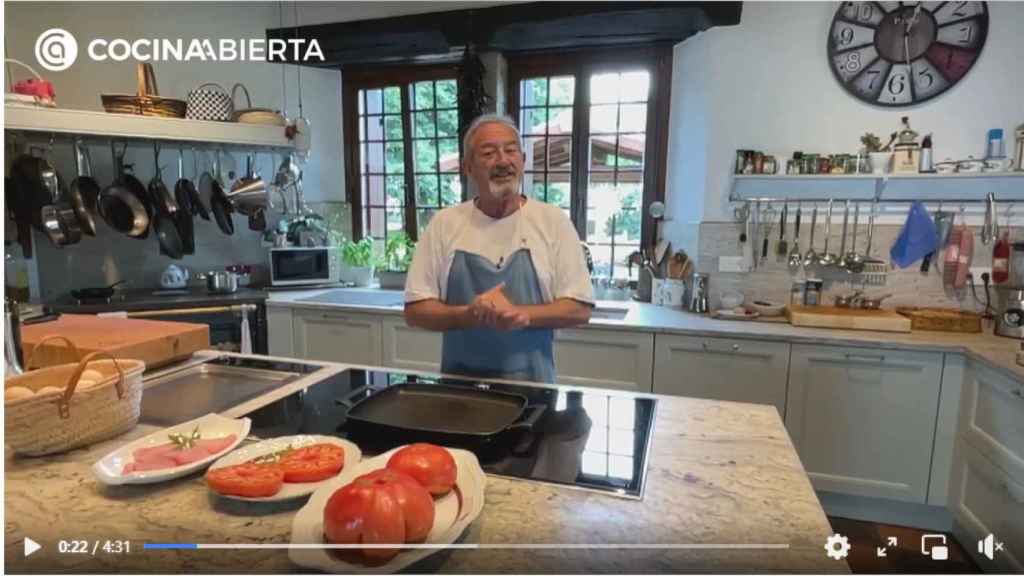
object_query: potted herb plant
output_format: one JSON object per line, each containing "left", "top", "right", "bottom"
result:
{"left": 378, "top": 232, "right": 416, "bottom": 290}
{"left": 861, "top": 132, "right": 892, "bottom": 175}
{"left": 340, "top": 237, "right": 376, "bottom": 287}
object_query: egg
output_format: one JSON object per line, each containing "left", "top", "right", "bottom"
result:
{"left": 80, "top": 369, "right": 104, "bottom": 381}
{"left": 5, "top": 386, "right": 35, "bottom": 402}
{"left": 36, "top": 386, "right": 65, "bottom": 396}
{"left": 75, "top": 378, "right": 100, "bottom": 391}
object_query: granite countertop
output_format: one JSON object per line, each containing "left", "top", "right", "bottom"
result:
{"left": 265, "top": 288, "right": 1024, "bottom": 382}
{"left": 4, "top": 364, "right": 845, "bottom": 574}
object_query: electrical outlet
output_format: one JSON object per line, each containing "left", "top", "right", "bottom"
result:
{"left": 719, "top": 256, "right": 748, "bottom": 273}
{"left": 969, "top": 266, "right": 992, "bottom": 280}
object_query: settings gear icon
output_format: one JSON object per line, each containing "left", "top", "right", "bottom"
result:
{"left": 825, "top": 533, "right": 851, "bottom": 560}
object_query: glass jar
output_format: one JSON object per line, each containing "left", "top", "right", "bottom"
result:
{"left": 804, "top": 278, "right": 823, "bottom": 306}
{"left": 790, "top": 280, "right": 806, "bottom": 307}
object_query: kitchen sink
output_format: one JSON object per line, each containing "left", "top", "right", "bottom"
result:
{"left": 139, "top": 356, "right": 321, "bottom": 426}
{"left": 591, "top": 306, "right": 630, "bottom": 321}
{"left": 298, "top": 289, "right": 405, "bottom": 308}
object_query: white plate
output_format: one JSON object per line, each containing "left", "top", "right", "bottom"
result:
{"left": 207, "top": 435, "right": 361, "bottom": 502}
{"left": 92, "top": 413, "right": 250, "bottom": 486}
{"left": 712, "top": 309, "right": 761, "bottom": 321}
{"left": 289, "top": 445, "right": 486, "bottom": 574}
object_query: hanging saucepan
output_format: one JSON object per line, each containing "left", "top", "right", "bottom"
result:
{"left": 187, "top": 148, "right": 209, "bottom": 220}
{"left": 99, "top": 141, "right": 149, "bottom": 238}
{"left": 149, "top": 142, "right": 178, "bottom": 215}
{"left": 68, "top": 138, "right": 98, "bottom": 236}
{"left": 38, "top": 147, "right": 81, "bottom": 247}
{"left": 209, "top": 150, "right": 234, "bottom": 235}
{"left": 147, "top": 145, "right": 183, "bottom": 259}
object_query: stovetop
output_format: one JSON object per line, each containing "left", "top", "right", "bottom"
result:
{"left": 236, "top": 369, "right": 657, "bottom": 498}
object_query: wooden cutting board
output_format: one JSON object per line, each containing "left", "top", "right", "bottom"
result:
{"left": 787, "top": 305, "right": 912, "bottom": 333}
{"left": 20, "top": 314, "right": 210, "bottom": 370}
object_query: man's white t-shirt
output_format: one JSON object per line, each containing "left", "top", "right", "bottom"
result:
{"left": 405, "top": 198, "right": 594, "bottom": 306}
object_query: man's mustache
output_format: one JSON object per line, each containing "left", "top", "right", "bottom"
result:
{"left": 490, "top": 166, "right": 517, "bottom": 178}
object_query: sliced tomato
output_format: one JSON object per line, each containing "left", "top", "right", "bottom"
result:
{"left": 205, "top": 463, "right": 284, "bottom": 498}
{"left": 279, "top": 443, "right": 345, "bottom": 483}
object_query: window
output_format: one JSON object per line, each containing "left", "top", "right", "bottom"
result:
{"left": 509, "top": 48, "right": 672, "bottom": 281}
{"left": 343, "top": 66, "right": 462, "bottom": 244}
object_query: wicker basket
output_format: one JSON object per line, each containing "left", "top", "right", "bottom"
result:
{"left": 101, "top": 63, "right": 187, "bottom": 118}
{"left": 5, "top": 336, "right": 146, "bottom": 457}
{"left": 231, "top": 83, "right": 285, "bottom": 125}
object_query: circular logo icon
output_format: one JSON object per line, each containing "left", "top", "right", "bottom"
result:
{"left": 34, "top": 28, "right": 78, "bottom": 71}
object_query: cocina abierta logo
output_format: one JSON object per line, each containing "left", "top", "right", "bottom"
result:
{"left": 34, "top": 28, "right": 324, "bottom": 71}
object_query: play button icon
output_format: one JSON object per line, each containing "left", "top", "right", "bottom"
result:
{"left": 24, "top": 537, "right": 41, "bottom": 557}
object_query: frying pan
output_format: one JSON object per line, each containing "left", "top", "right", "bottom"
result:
{"left": 341, "top": 382, "right": 547, "bottom": 452}
{"left": 149, "top": 143, "right": 178, "bottom": 215}
{"left": 210, "top": 177, "right": 234, "bottom": 235}
{"left": 69, "top": 139, "right": 98, "bottom": 236}
{"left": 173, "top": 180, "right": 196, "bottom": 255}
{"left": 146, "top": 175, "right": 184, "bottom": 259}
{"left": 70, "top": 280, "right": 126, "bottom": 301}
{"left": 188, "top": 148, "right": 210, "bottom": 220}
{"left": 99, "top": 142, "right": 149, "bottom": 238}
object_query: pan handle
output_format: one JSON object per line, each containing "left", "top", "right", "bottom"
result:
{"left": 336, "top": 384, "right": 373, "bottom": 409}
{"left": 508, "top": 403, "right": 547, "bottom": 433}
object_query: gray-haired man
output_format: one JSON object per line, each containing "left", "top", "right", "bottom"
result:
{"left": 403, "top": 115, "right": 593, "bottom": 383}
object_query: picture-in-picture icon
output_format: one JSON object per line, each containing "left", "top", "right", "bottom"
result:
{"left": 921, "top": 534, "right": 949, "bottom": 560}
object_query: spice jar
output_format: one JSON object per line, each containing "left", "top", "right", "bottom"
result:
{"left": 804, "top": 278, "right": 823, "bottom": 306}
{"left": 790, "top": 280, "right": 806, "bottom": 307}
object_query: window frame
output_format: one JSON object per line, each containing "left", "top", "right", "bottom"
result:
{"left": 506, "top": 46, "right": 673, "bottom": 259}
{"left": 342, "top": 64, "right": 462, "bottom": 242}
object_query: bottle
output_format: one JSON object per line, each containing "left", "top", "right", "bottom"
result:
{"left": 993, "top": 232, "right": 1010, "bottom": 284}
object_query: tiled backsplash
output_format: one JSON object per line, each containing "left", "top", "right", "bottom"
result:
{"left": 696, "top": 221, "right": 1000, "bottom": 312}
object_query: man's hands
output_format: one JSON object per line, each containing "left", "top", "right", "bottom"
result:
{"left": 468, "top": 283, "right": 530, "bottom": 330}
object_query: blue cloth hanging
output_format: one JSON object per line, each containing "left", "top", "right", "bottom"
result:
{"left": 890, "top": 201, "right": 939, "bottom": 268}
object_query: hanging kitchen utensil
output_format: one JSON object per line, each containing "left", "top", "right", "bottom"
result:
{"left": 803, "top": 205, "right": 818, "bottom": 268}
{"left": 148, "top": 142, "right": 178, "bottom": 215}
{"left": 287, "top": 2, "right": 313, "bottom": 159}
{"left": 100, "top": 63, "right": 187, "bottom": 118}
{"left": 247, "top": 207, "right": 267, "bottom": 231}
{"left": 211, "top": 178, "right": 235, "bottom": 236}
{"left": 819, "top": 199, "right": 838, "bottom": 267}
{"left": 68, "top": 138, "right": 98, "bottom": 236}
{"left": 188, "top": 148, "right": 210, "bottom": 221}
{"left": 982, "top": 192, "right": 998, "bottom": 245}
{"left": 776, "top": 201, "right": 788, "bottom": 262}
{"left": 9, "top": 152, "right": 49, "bottom": 258}
{"left": 846, "top": 203, "right": 864, "bottom": 273}
{"left": 836, "top": 200, "right": 851, "bottom": 271}
{"left": 172, "top": 150, "right": 196, "bottom": 254}
{"left": 921, "top": 206, "right": 951, "bottom": 273}
{"left": 39, "top": 143, "right": 81, "bottom": 247}
{"left": 99, "top": 141, "right": 149, "bottom": 238}
{"left": 787, "top": 203, "right": 802, "bottom": 270}
{"left": 955, "top": 218, "right": 974, "bottom": 289}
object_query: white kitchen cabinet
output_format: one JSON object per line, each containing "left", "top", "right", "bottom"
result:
{"left": 381, "top": 317, "right": 443, "bottom": 372}
{"left": 950, "top": 438, "right": 1024, "bottom": 572}
{"left": 653, "top": 334, "right": 790, "bottom": 416}
{"left": 959, "top": 360, "right": 1024, "bottom": 483}
{"left": 266, "top": 306, "right": 295, "bottom": 358}
{"left": 553, "top": 328, "right": 653, "bottom": 392}
{"left": 292, "top": 308, "right": 382, "bottom": 366}
{"left": 786, "top": 344, "right": 943, "bottom": 503}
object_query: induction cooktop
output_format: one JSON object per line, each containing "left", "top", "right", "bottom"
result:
{"left": 236, "top": 369, "right": 657, "bottom": 499}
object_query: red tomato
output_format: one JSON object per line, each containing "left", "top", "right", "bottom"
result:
{"left": 206, "top": 463, "right": 284, "bottom": 498}
{"left": 386, "top": 443, "right": 457, "bottom": 496}
{"left": 323, "top": 469, "right": 435, "bottom": 561}
{"left": 280, "top": 443, "right": 345, "bottom": 483}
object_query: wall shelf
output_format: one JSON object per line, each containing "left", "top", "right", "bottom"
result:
{"left": 4, "top": 105, "right": 294, "bottom": 150}
{"left": 730, "top": 172, "right": 1024, "bottom": 203}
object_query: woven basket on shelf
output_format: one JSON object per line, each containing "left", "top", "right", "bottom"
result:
{"left": 231, "top": 83, "right": 285, "bottom": 125}
{"left": 5, "top": 336, "right": 146, "bottom": 457}
{"left": 101, "top": 63, "right": 187, "bottom": 118}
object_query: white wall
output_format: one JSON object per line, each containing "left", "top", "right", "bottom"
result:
{"left": 665, "top": 1, "right": 1024, "bottom": 233}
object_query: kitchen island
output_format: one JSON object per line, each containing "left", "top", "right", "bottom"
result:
{"left": 4, "top": 357, "right": 845, "bottom": 574}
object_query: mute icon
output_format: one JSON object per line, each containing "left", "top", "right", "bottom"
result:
{"left": 978, "top": 533, "right": 997, "bottom": 560}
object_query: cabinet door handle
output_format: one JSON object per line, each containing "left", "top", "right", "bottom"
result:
{"left": 844, "top": 353, "right": 885, "bottom": 363}
{"left": 701, "top": 342, "right": 742, "bottom": 353}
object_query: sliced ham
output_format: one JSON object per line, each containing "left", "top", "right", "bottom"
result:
{"left": 122, "top": 434, "right": 239, "bottom": 474}
{"left": 197, "top": 434, "right": 237, "bottom": 456}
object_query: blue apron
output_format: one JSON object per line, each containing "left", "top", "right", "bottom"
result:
{"left": 441, "top": 248, "right": 555, "bottom": 383}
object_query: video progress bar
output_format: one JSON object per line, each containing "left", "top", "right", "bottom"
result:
{"left": 145, "top": 543, "right": 790, "bottom": 550}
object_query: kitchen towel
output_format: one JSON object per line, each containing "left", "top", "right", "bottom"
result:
{"left": 890, "top": 201, "right": 939, "bottom": 268}
{"left": 240, "top": 309, "right": 252, "bottom": 354}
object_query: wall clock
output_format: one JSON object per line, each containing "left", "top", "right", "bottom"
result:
{"left": 828, "top": 1, "right": 988, "bottom": 107}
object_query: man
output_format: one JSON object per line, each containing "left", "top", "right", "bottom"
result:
{"left": 404, "top": 114, "right": 593, "bottom": 383}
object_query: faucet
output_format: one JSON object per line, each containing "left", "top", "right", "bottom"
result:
{"left": 4, "top": 297, "right": 24, "bottom": 375}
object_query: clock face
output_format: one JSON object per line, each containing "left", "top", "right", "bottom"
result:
{"left": 828, "top": 1, "right": 988, "bottom": 107}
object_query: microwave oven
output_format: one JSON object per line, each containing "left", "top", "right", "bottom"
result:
{"left": 269, "top": 247, "right": 340, "bottom": 287}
